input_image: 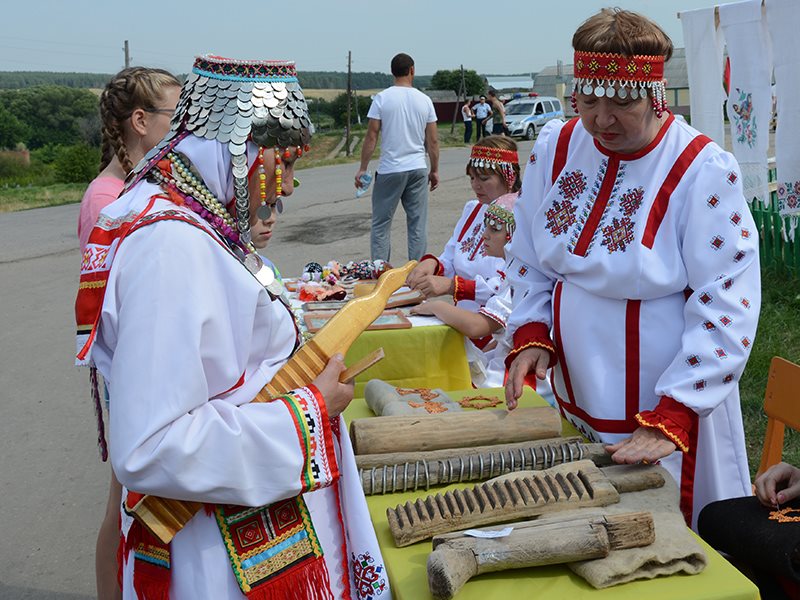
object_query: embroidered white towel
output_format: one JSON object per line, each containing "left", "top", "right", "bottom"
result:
{"left": 719, "top": 0, "right": 773, "bottom": 206}
{"left": 766, "top": 0, "right": 800, "bottom": 239}
{"left": 680, "top": 7, "right": 726, "bottom": 146}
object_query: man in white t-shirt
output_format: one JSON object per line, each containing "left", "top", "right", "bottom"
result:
{"left": 355, "top": 53, "right": 439, "bottom": 261}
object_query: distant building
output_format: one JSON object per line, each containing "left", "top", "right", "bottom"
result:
{"left": 533, "top": 49, "right": 690, "bottom": 117}
{"left": 423, "top": 90, "right": 459, "bottom": 123}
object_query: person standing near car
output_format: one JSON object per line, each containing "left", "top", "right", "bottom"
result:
{"left": 487, "top": 88, "right": 508, "bottom": 135}
{"left": 461, "top": 100, "right": 474, "bottom": 144}
{"left": 473, "top": 95, "right": 492, "bottom": 141}
{"left": 355, "top": 52, "right": 439, "bottom": 262}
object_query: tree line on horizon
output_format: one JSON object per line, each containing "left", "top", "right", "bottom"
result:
{"left": 0, "top": 71, "right": 434, "bottom": 90}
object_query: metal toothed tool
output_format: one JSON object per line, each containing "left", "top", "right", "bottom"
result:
{"left": 357, "top": 438, "right": 610, "bottom": 495}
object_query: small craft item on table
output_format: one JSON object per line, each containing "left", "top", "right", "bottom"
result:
{"left": 355, "top": 437, "right": 615, "bottom": 496}
{"left": 297, "top": 260, "right": 346, "bottom": 301}
{"left": 427, "top": 511, "right": 655, "bottom": 599}
{"left": 385, "top": 460, "right": 665, "bottom": 547}
{"left": 384, "top": 288, "right": 425, "bottom": 309}
{"left": 303, "top": 309, "right": 411, "bottom": 334}
{"left": 364, "top": 379, "right": 462, "bottom": 416}
{"left": 301, "top": 299, "right": 348, "bottom": 312}
{"left": 127, "top": 261, "right": 416, "bottom": 544}
{"left": 458, "top": 394, "right": 502, "bottom": 409}
{"left": 339, "top": 259, "right": 392, "bottom": 281}
{"left": 349, "top": 405, "right": 562, "bottom": 455}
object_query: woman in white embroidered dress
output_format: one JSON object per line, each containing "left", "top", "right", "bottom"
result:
{"left": 77, "top": 55, "right": 388, "bottom": 599}
{"left": 504, "top": 8, "right": 760, "bottom": 530}
{"left": 406, "top": 135, "right": 519, "bottom": 315}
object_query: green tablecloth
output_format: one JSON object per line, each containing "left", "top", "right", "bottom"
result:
{"left": 345, "top": 324, "right": 472, "bottom": 397}
{"left": 343, "top": 388, "right": 760, "bottom": 600}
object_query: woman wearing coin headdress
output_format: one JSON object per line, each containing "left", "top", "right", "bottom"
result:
{"left": 75, "top": 55, "right": 389, "bottom": 599}
{"left": 503, "top": 8, "right": 760, "bottom": 530}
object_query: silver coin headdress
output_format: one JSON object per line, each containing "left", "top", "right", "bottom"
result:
{"left": 126, "top": 54, "right": 312, "bottom": 244}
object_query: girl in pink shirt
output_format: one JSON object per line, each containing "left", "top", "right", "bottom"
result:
{"left": 78, "top": 66, "right": 180, "bottom": 600}
{"left": 77, "top": 67, "right": 180, "bottom": 253}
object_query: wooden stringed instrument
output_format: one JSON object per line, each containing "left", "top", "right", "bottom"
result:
{"left": 128, "top": 261, "right": 417, "bottom": 544}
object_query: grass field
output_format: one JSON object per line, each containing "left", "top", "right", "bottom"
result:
{"left": 739, "top": 268, "right": 800, "bottom": 477}
{"left": 0, "top": 182, "right": 86, "bottom": 212}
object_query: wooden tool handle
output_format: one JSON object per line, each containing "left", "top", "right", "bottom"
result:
{"left": 427, "top": 512, "right": 655, "bottom": 599}
{"left": 350, "top": 406, "right": 562, "bottom": 455}
{"left": 340, "top": 348, "right": 385, "bottom": 383}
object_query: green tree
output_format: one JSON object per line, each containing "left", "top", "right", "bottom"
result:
{"left": 0, "top": 103, "right": 29, "bottom": 149}
{"left": 0, "top": 86, "right": 99, "bottom": 148}
{"left": 328, "top": 92, "right": 373, "bottom": 128}
{"left": 429, "top": 69, "right": 484, "bottom": 97}
{"left": 54, "top": 144, "right": 100, "bottom": 183}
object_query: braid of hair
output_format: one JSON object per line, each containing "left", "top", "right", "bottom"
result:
{"left": 98, "top": 66, "right": 180, "bottom": 175}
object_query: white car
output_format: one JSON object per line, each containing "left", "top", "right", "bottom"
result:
{"left": 505, "top": 96, "right": 565, "bottom": 140}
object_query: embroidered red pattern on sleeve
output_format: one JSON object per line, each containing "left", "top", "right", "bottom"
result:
{"left": 279, "top": 384, "right": 340, "bottom": 493}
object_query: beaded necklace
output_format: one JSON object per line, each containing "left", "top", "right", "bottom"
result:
{"left": 150, "top": 151, "right": 252, "bottom": 254}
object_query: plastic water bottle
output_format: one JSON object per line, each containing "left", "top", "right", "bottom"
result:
{"left": 355, "top": 172, "right": 373, "bottom": 198}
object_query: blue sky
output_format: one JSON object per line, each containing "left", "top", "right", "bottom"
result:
{"left": 1, "top": 0, "right": 726, "bottom": 76}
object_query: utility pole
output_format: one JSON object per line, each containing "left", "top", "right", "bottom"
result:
{"left": 450, "top": 64, "right": 466, "bottom": 134}
{"left": 123, "top": 40, "right": 130, "bottom": 68}
{"left": 346, "top": 51, "right": 352, "bottom": 157}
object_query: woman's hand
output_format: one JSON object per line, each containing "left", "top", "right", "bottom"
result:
{"left": 754, "top": 462, "right": 800, "bottom": 507}
{"left": 410, "top": 300, "right": 440, "bottom": 316}
{"left": 504, "top": 347, "right": 550, "bottom": 410}
{"left": 414, "top": 275, "right": 454, "bottom": 299}
{"left": 311, "top": 354, "right": 354, "bottom": 418}
{"left": 406, "top": 259, "right": 437, "bottom": 288}
{"left": 604, "top": 427, "right": 676, "bottom": 465}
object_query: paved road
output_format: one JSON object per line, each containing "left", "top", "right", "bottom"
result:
{"left": 0, "top": 140, "right": 533, "bottom": 599}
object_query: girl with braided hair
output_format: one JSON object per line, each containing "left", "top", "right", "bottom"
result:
{"left": 77, "top": 67, "right": 180, "bottom": 253}
{"left": 77, "top": 66, "right": 179, "bottom": 600}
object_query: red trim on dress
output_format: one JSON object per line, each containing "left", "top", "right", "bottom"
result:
{"left": 679, "top": 413, "right": 699, "bottom": 526}
{"left": 625, "top": 300, "right": 641, "bottom": 420}
{"left": 593, "top": 113, "right": 675, "bottom": 161}
{"left": 637, "top": 396, "right": 696, "bottom": 452}
{"left": 458, "top": 204, "right": 483, "bottom": 242}
{"left": 552, "top": 118, "right": 580, "bottom": 184}
{"left": 420, "top": 253, "right": 444, "bottom": 276}
{"left": 453, "top": 276, "right": 476, "bottom": 302}
{"left": 572, "top": 156, "right": 620, "bottom": 257}
{"left": 506, "top": 321, "right": 556, "bottom": 370}
{"left": 552, "top": 281, "right": 636, "bottom": 433}
{"left": 221, "top": 371, "right": 246, "bottom": 395}
{"left": 642, "top": 133, "right": 712, "bottom": 248}
{"left": 470, "top": 334, "right": 494, "bottom": 351}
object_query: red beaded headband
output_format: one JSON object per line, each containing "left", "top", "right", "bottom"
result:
{"left": 573, "top": 51, "right": 664, "bottom": 82}
{"left": 572, "top": 50, "right": 668, "bottom": 116}
{"left": 470, "top": 145, "right": 519, "bottom": 165}
{"left": 468, "top": 146, "right": 519, "bottom": 190}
